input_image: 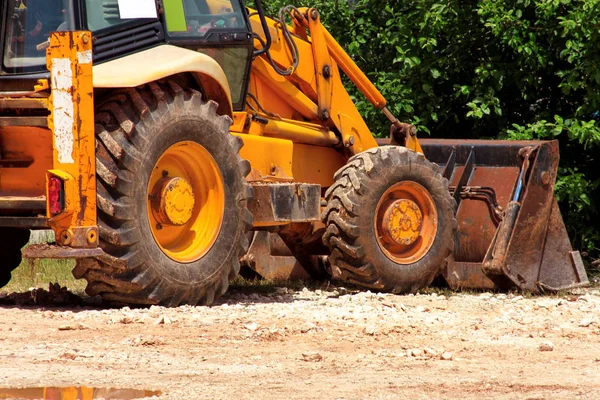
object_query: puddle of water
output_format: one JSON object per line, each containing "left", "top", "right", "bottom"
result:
{"left": 0, "top": 387, "right": 161, "bottom": 399}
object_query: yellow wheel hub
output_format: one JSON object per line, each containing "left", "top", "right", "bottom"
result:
{"left": 382, "top": 199, "right": 423, "bottom": 246}
{"left": 147, "top": 141, "right": 224, "bottom": 263}
{"left": 151, "top": 177, "right": 196, "bottom": 226}
{"left": 375, "top": 181, "right": 438, "bottom": 265}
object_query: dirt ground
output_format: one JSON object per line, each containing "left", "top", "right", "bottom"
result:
{"left": 0, "top": 284, "right": 599, "bottom": 400}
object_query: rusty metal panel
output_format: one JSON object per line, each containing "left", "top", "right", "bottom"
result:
{"left": 249, "top": 183, "right": 321, "bottom": 227}
{"left": 0, "top": 217, "right": 48, "bottom": 228}
{"left": 537, "top": 199, "right": 589, "bottom": 291}
{"left": 22, "top": 243, "right": 105, "bottom": 259}
{"left": 0, "top": 97, "right": 48, "bottom": 109}
{"left": 420, "top": 138, "right": 588, "bottom": 292}
{"left": 443, "top": 261, "right": 497, "bottom": 291}
{"left": 422, "top": 140, "right": 523, "bottom": 268}
{"left": 0, "top": 116, "right": 48, "bottom": 127}
{"left": 497, "top": 142, "right": 557, "bottom": 291}
{"left": 453, "top": 167, "right": 520, "bottom": 263}
{"left": 241, "top": 231, "right": 311, "bottom": 280}
{"left": 0, "top": 196, "right": 46, "bottom": 210}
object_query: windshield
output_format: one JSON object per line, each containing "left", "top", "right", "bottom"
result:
{"left": 3, "top": 0, "right": 74, "bottom": 71}
{"left": 165, "top": 0, "right": 246, "bottom": 37}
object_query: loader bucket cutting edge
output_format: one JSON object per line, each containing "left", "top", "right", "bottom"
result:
{"left": 381, "top": 138, "right": 589, "bottom": 293}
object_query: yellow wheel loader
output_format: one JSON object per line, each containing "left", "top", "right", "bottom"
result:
{"left": 0, "top": 0, "right": 588, "bottom": 305}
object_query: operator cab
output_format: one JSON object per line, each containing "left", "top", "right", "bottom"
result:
{"left": 0, "top": 0, "right": 253, "bottom": 109}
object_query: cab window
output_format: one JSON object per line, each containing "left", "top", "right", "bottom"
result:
{"left": 164, "top": 0, "right": 246, "bottom": 36}
{"left": 3, "top": 0, "right": 74, "bottom": 70}
{"left": 84, "top": 0, "right": 158, "bottom": 32}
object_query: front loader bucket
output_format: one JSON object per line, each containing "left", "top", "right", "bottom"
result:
{"left": 418, "top": 139, "right": 588, "bottom": 293}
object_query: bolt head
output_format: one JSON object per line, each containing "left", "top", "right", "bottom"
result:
{"left": 541, "top": 171, "right": 551, "bottom": 186}
{"left": 344, "top": 135, "right": 355, "bottom": 148}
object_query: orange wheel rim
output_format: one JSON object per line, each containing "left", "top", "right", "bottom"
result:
{"left": 374, "top": 181, "right": 437, "bottom": 265}
{"left": 147, "top": 141, "right": 224, "bottom": 263}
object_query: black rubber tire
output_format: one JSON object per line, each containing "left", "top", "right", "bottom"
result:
{"left": 322, "top": 146, "right": 456, "bottom": 293}
{"left": 72, "top": 81, "right": 252, "bottom": 306}
{"left": 0, "top": 228, "right": 30, "bottom": 288}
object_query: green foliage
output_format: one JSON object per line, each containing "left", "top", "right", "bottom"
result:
{"left": 4, "top": 258, "right": 82, "bottom": 293}
{"left": 255, "top": 0, "right": 599, "bottom": 260}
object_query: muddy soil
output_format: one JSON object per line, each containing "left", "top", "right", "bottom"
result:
{"left": 1, "top": 285, "right": 599, "bottom": 399}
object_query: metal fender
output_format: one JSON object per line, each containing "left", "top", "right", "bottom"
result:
{"left": 93, "top": 45, "right": 233, "bottom": 116}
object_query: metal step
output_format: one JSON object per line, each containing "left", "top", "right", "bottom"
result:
{"left": 0, "top": 195, "right": 46, "bottom": 211}
{"left": 0, "top": 116, "right": 48, "bottom": 127}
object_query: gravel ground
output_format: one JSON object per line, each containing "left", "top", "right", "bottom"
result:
{"left": 1, "top": 285, "right": 599, "bottom": 399}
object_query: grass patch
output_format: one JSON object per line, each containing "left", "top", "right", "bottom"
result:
{"left": 3, "top": 258, "right": 85, "bottom": 294}
{"left": 2, "top": 230, "right": 84, "bottom": 294}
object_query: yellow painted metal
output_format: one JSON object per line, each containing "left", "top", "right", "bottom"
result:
{"left": 291, "top": 142, "right": 346, "bottom": 187}
{"left": 46, "top": 31, "right": 97, "bottom": 248}
{"left": 0, "top": 126, "right": 52, "bottom": 197}
{"left": 249, "top": 14, "right": 318, "bottom": 99}
{"left": 307, "top": 9, "right": 333, "bottom": 121}
{"left": 93, "top": 45, "right": 233, "bottom": 116}
{"left": 382, "top": 199, "right": 423, "bottom": 246}
{"left": 406, "top": 135, "right": 424, "bottom": 154}
{"left": 231, "top": 131, "right": 345, "bottom": 188}
{"left": 248, "top": 10, "right": 379, "bottom": 154}
{"left": 251, "top": 57, "right": 319, "bottom": 120}
{"left": 262, "top": 118, "right": 340, "bottom": 146}
{"left": 150, "top": 177, "right": 196, "bottom": 226}
{"left": 147, "top": 141, "right": 224, "bottom": 263}
{"left": 375, "top": 181, "right": 438, "bottom": 265}
{"left": 232, "top": 133, "right": 295, "bottom": 181}
{"left": 231, "top": 112, "right": 249, "bottom": 133}
{"left": 321, "top": 26, "right": 387, "bottom": 110}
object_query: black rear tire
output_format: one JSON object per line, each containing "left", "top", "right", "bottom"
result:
{"left": 322, "top": 146, "right": 456, "bottom": 293}
{"left": 0, "top": 228, "right": 30, "bottom": 288}
{"left": 73, "top": 81, "right": 252, "bottom": 306}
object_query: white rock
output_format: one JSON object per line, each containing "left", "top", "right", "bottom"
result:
{"left": 153, "top": 314, "right": 172, "bottom": 325}
{"left": 578, "top": 319, "right": 593, "bottom": 327}
{"left": 57, "top": 324, "right": 77, "bottom": 331}
{"left": 244, "top": 322, "right": 258, "bottom": 332}
{"left": 300, "top": 323, "right": 316, "bottom": 333}
{"left": 441, "top": 352, "right": 453, "bottom": 361}
{"left": 539, "top": 342, "right": 554, "bottom": 352}
{"left": 424, "top": 348, "right": 438, "bottom": 357}
{"left": 410, "top": 348, "right": 423, "bottom": 357}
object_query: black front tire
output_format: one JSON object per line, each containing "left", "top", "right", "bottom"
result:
{"left": 322, "top": 146, "right": 456, "bottom": 293}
